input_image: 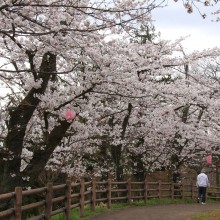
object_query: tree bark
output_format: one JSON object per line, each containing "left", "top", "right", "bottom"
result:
{"left": 111, "top": 103, "right": 132, "bottom": 181}
{"left": 0, "top": 52, "right": 58, "bottom": 193}
{"left": 23, "top": 120, "right": 72, "bottom": 186}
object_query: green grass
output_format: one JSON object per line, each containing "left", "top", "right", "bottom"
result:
{"left": 190, "top": 209, "right": 220, "bottom": 220}
{"left": 183, "top": 200, "right": 220, "bottom": 220}
{"left": 51, "top": 206, "right": 109, "bottom": 220}
{"left": 51, "top": 198, "right": 196, "bottom": 220}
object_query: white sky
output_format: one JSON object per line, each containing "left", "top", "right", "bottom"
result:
{"left": 152, "top": 1, "right": 220, "bottom": 52}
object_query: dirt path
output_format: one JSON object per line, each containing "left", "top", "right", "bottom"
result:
{"left": 88, "top": 203, "right": 220, "bottom": 220}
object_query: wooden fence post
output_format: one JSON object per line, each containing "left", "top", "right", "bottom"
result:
{"left": 65, "top": 179, "right": 71, "bottom": 220}
{"left": 171, "top": 182, "right": 174, "bottom": 199}
{"left": 91, "top": 179, "right": 96, "bottom": 211}
{"left": 158, "top": 181, "right": 161, "bottom": 199}
{"left": 127, "top": 179, "right": 131, "bottom": 205}
{"left": 15, "top": 187, "right": 22, "bottom": 220}
{"left": 182, "top": 183, "right": 185, "bottom": 199}
{"left": 80, "top": 179, "right": 85, "bottom": 218}
{"left": 144, "top": 178, "right": 148, "bottom": 203}
{"left": 45, "top": 182, "right": 53, "bottom": 220}
{"left": 107, "top": 178, "right": 112, "bottom": 209}
{"left": 191, "top": 181, "right": 195, "bottom": 199}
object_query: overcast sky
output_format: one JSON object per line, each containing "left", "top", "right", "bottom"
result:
{"left": 151, "top": 1, "right": 220, "bottom": 52}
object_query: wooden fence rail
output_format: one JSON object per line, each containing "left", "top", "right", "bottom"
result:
{"left": 0, "top": 179, "right": 219, "bottom": 219}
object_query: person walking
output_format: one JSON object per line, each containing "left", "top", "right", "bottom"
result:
{"left": 196, "top": 168, "right": 210, "bottom": 205}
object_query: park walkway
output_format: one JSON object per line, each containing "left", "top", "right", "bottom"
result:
{"left": 89, "top": 203, "right": 220, "bottom": 220}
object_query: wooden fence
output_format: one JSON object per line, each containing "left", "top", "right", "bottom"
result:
{"left": 0, "top": 179, "right": 220, "bottom": 220}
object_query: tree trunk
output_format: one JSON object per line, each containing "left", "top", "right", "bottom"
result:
{"left": 23, "top": 120, "right": 72, "bottom": 186}
{"left": 111, "top": 144, "right": 123, "bottom": 181}
{"left": 110, "top": 103, "right": 132, "bottom": 181}
{"left": 0, "top": 52, "right": 59, "bottom": 193}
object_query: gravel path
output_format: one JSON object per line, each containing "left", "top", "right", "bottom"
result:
{"left": 88, "top": 203, "right": 220, "bottom": 220}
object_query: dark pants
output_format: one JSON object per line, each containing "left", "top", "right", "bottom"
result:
{"left": 198, "top": 187, "right": 207, "bottom": 203}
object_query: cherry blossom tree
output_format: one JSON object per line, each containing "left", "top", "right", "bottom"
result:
{"left": 174, "top": 0, "right": 219, "bottom": 20}
{"left": 47, "top": 45, "right": 220, "bottom": 183}
{"left": 0, "top": 0, "right": 168, "bottom": 193}
{"left": 1, "top": 0, "right": 220, "bottom": 196}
